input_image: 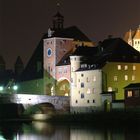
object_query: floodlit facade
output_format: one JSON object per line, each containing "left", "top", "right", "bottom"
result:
{"left": 70, "top": 56, "right": 102, "bottom": 113}
{"left": 124, "top": 25, "right": 140, "bottom": 52}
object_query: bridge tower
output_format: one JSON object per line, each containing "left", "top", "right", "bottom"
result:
{"left": 43, "top": 37, "right": 73, "bottom": 95}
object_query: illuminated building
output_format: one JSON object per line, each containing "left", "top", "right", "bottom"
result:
{"left": 69, "top": 38, "right": 140, "bottom": 112}
{"left": 18, "top": 12, "right": 94, "bottom": 95}
{"left": 124, "top": 25, "right": 140, "bottom": 51}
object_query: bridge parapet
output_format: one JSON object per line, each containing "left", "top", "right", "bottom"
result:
{"left": 0, "top": 93, "right": 70, "bottom": 111}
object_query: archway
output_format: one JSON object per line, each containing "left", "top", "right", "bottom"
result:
{"left": 56, "top": 79, "right": 70, "bottom": 96}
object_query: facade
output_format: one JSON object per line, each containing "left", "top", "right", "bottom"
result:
{"left": 124, "top": 83, "right": 140, "bottom": 109}
{"left": 124, "top": 25, "right": 140, "bottom": 51}
{"left": 18, "top": 12, "right": 94, "bottom": 95}
{"left": 70, "top": 55, "right": 102, "bottom": 113}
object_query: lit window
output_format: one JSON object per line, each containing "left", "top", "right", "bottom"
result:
{"left": 117, "top": 65, "right": 121, "bottom": 70}
{"left": 133, "top": 65, "right": 136, "bottom": 70}
{"left": 125, "top": 75, "right": 128, "bottom": 81}
{"left": 81, "top": 93, "right": 84, "bottom": 98}
{"left": 132, "top": 75, "right": 135, "bottom": 81}
{"left": 114, "top": 76, "right": 118, "bottom": 81}
{"left": 108, "top": 87, "right": 112, "bottom": 92}
{"left": 81, "top": 83, "right": 84, "bottom": 88}
{"left": 124, "top": 65, "right": 128, "bottom": 70}
{"left": 93, "top": 76, "right": 96, "bottom": 82}
{"left": 87, "top": 88, "right": 91, "bottom": 94}
{"left": 127, "top": 91, "right": 132, "bottom": 97}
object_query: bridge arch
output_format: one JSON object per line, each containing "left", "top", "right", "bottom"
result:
{"left": 56, "top": 78, "right": 70, "bottom": 96}
{"left": 23, "top": 102, "right": 56, "bottom": 115}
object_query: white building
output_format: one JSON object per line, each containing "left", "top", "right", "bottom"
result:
{"left": 70, "top": 55, "right": 102, "bottom": 113}
{"left": 124, "top": 25, "right": 140, "bottom": 52}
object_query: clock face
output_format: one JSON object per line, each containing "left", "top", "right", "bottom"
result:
{"left": 47, "top": 48, "right": 52, "bottom": 57}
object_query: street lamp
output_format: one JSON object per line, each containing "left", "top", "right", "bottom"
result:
{"left": 13, "top": 85, "right": 18, "bottom": 91}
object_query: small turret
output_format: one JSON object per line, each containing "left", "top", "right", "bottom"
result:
{"left": 14, "top": 56, "right": 24, "bottom": 76}
{"left": 53, "top": 11, "right": 64, "bottom": 30}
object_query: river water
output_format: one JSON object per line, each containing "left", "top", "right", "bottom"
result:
{"left": 0, "top": 121, "right": 140, "bottom": 140}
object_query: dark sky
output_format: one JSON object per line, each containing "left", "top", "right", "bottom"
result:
{"left": 0, "top": 0, "right": 140, "bottom": 69}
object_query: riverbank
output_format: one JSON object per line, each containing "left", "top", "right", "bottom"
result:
{"left": 1, "top": 111, "right": 140, "bottom": 125}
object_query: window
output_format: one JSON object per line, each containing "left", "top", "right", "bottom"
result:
{"left": 125, "top": 75, "right": 128, "bottom": 81}
{"left": 81, "top": 93, "right": 84, "bottom": 98}
{"left": 132, "top": 75, "right": 135, "bottom": 81}
{"left": 108, "top": 87, "right": 112, "bottom": 92}
{"left": 93, "top": 76, "right": 96, "bottom": 82}
{"left": 86, "top": 77, "right": 90, "bottom": 82}
{"left": 64, "top": 67, "right": 67, "bottom": 73}
{"left": 87, "top": 100, "right": 90, "bottom": 103}
{"left": 78, "top": 79, "right": 80, "bottom": 82}
{"left": 81, "top": 74, "right": 84, "bottom": 77}
{"left": 134, "top": 90, "right": 139, "bottom": 97}
{"left": 71, "top": 78, "right": 73, "bottom": 83}
{"left": 124, "top": 65, "right": 128, "bottom": 70}
{"left": 92, "top": 88, "right": 95, "bottom": 94}
{"left": 114, "top": 76, "right": 118, "bottom": 81}
{"left": 81, "top": 83, "right": 84, "bottom": 88}
{"left": 87, "top": 88, "right": 91, "bottom": 94}
{"left": 127, "top": 91, "right": 132, "bottom": 97}
{"left": 133, "top": 65, "right": 136, "bottom": 70}
{"left": 76, "top": 100, "right": 78, "bottom": 103}
{"left": 58, "top": 68, "right": 62, "bottom": 74}
{"left": 93, "top": 100, "right": 95, "bottom": 103}
{"left": 117, "top": 65, "right": 121, "bottom": 70}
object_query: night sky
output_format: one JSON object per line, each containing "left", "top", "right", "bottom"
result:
{"left": 0, "top": 0, "right": 140, "bottom": 69}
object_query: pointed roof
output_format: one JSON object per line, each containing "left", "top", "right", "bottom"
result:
{"left": 53, "top": 11, "right": 64, "bottom": 18}
{"left": 15, "top": 56, "right": 23, "bottom": 65}
{"left": 52, "top": 26, "right": 91, "bottom": 42}
{"left": 133, "top": 27, "right": 140, "bottom": 39}
{"left": 0, "top": 55, "right": 5, "bottom": 65}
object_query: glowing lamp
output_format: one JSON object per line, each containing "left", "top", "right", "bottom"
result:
{"left": 13, "top": 85, "right": 18, "bottom": 90}
{"left": 0, "top": 86, "right": 3, "bottom": 91}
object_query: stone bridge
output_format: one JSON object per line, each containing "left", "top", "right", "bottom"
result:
{"left": 0, "top": 94, "right": 70, "bottom": 115}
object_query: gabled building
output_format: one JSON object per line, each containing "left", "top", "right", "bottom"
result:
{"left": 18, "top": 12, "right": 94, "bottom": 95}
{"left": 70, "top": 38, "right": 140, "bottom": 113}
{"left": 124, "top": 25, "right": 140, "bottom": 51}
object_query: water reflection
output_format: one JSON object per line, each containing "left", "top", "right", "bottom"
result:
{"left": 0, "top": 121, "right": 140, "bottom": 140}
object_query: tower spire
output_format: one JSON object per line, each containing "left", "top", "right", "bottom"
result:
{"left": 52, "top": 2, "right": 64, "bottom": 30}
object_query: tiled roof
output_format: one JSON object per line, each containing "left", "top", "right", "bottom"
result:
{"left": 124, "top": 83, "right": 140, "bottom": 89}
{"left": 133, "top": 28, "right": 140, "bottom": 39}
{"left": 51, "top": 26, "right": 91, "bottom": 42}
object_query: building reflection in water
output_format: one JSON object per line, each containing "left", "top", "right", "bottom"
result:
{"left": 0, "top": 122, "right": 140, "bottom": 140}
